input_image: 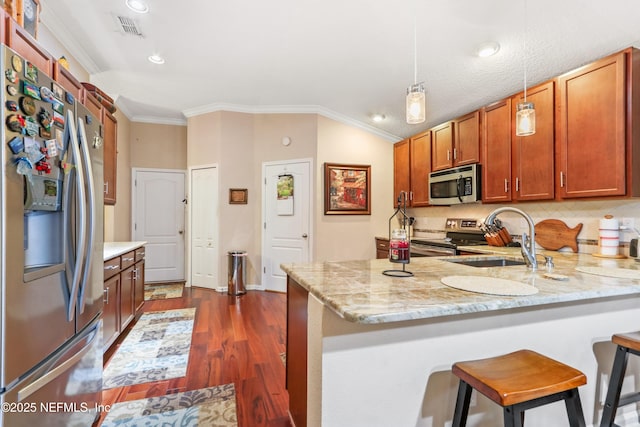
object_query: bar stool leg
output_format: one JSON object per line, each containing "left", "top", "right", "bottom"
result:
{"left": 503, "top": 406, "right": 524, "bottom": 427}
{"left": 452, "top": 380, "right": 473, "bottom": 427}
{"left": 600, "top": 346, "right": 629, "bottom": 427}
{"left": 564, "top": 388, "right": 586, "bottom": 427}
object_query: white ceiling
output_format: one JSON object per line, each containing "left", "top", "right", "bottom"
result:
{"left": 40, "top": 0, "right": 640, "bottom": 141}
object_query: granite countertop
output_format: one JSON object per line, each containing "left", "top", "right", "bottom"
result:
{"left": 281, "top": 248, "right": 640, "bottom": 324}
{"left": 104, "top": 241, "right": 147, "bottom": 261}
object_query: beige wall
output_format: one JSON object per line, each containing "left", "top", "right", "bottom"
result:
{"left": 131, "top": 123, "right": 187, "bottom": 169}
{"left": 186, "top": 112, "right": 392, "bottom": 287}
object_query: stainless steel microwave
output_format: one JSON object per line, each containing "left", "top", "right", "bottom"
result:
{"left": 428, "top": 164, "right": 481, "bottom": 205}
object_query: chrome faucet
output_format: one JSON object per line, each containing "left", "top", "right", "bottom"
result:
{"left": 485, "top": 207, "right": 538, "bottom": 271}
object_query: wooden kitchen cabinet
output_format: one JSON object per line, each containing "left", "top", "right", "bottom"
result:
{"left": 103, "top": 246, "right": 145, "bottom": 353}
{"left": 556, "top": 50, "right": 628, "bottom": 198}
{"left": 393, "top": 132, "right": 431, "bottom": 207}
{"left": 6, "top": 18, "right": 53, "bottom": 76}
{"left": 53, "top": 61, "right": 83, "bottom": 100}
{"left": 512, "top": 81, "right": 556, "bottom": 201}
{"left": 287, "top": 278, "right": 309, "bottom": 427}
{"left": 103, "top": 109, "right": 118, "bottom": 205}
{"left": 481, "top": 98, "right": 512, "bottom": 203}
{"left": 431, "top": 122, "right": 454, "bottom": 171}
{"left": 375, "top": 237, "right": 390, "bottom": 259}
{"left": 431, "top": 112, "right": 480, "bottom": 172}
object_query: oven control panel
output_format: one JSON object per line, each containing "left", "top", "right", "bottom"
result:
{"left": 444, "top": 218, "right": 483, "bottom": 231}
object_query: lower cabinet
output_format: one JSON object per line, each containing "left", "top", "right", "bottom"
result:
{"left": 103, "top": 245, "right": 146, "bottom": 353}
{"left": 375, "top": 238, "right": 390, "bottom": 259}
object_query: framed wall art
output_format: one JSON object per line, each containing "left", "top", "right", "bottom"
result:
{"left": 229, "top": 188, "right": 248, "bottom": 204}
{"left": 324, "top": 163, "right": 371, "bottom": 215}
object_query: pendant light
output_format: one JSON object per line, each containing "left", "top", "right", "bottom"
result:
{"left": 515, "top": 0, "right": 535, "bottom": 136}
{"left": 406, "top": 22, "right": 425, "bottom": 124}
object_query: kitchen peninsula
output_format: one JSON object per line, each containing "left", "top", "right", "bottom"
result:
{"left": 283, "top": 251, "right": 640, "bottom": 427}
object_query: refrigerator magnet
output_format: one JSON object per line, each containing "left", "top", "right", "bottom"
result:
{"left": 45, "top": 139, "right": 58, "bottom": 157}
{"left": 5, "top": 69, "right": 18, "bottom": 84}
{"left": 52, "top": 111, "right": 64, "bottom": 127}
{"left": 39, "top": 127, "right": 51, "bottom": 139}
{"left": 22, "top": 81, "right": 41, "bottom": 100}
{"left": 6, "top": 100, "right": 18, "bottom": 112}
{"left": 20, "top": 97, "right": 36, "bottom": 116}
{"left": 51, "top": 82, "right": 64, "bottom": 101}
{"left": 40, "top": 86, "right": 55, "bottom": 103}
{"left": 52, "top": 100, "right": 64, "bottom": 114}
{"left": 24, "top": 118, "right": 39, "bottom": 136}
{"left": 7, "top": 136, "right": 24, "bottom": 154}
{"left": 38, "top": 108, "right": 52, "bottom": 129}
{"left": 6, "top": 85, "right": 17, "bottom": 96}
{"left": 6, "top": 114, "right": 24, "bottom": 133}
{"left": 11, "top": 55, "right": 23, "bottom": 73}
{"left": 65, "top": 92, "right": 74, "bottom": 105}
{"left": 24, "top": 62, "right": 38, "bottom": 83}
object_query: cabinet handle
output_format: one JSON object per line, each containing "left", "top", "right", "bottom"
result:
{"left": 103, "top": 287, "right": 109, "bottom": 304}
{"left": 560, "top": 171, "right": 565, "bottom": 188}
{"left": 133, "top": 268, "right": 139, "bottom": 280}
{"left": 504, "top": 179, "right": 509, "bottom": 193}
{"left": 515, "top": 177, "right": 519, "bottom": 192}
{"left": 104, "top": 181, "right": 109, "bottom": 195}
{"left": 453, "top": 148, "right": 457, "bottom": 160}
{"left": 136, "top": 251, "right": 145, "bottom": 257}
{"left": 123, "top": 257, "right": 134, "bottom": 262}
{"left": 104, "top": 265, "right": 118, "bottom": 271}
{"left": 409, "top": 191, "right": 413, "bottom": 201}
{"left": 447, "top": 150, "right": 450, "bottom": 161}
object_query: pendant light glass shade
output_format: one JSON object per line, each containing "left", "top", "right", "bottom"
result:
{"left": 516, "top": 102, "right": 536, "bottom": 136}
{"left": 406, "top": 83, "right": 425, "bottom": 124}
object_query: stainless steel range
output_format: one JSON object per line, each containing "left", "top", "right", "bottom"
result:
{"left": 411, "top": 218, "right": 488, "bottom": 257}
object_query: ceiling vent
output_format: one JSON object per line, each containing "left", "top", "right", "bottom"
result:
{"left": 115, "top": 15, "right": 144, "bottom": 37}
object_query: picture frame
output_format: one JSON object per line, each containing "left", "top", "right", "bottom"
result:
{"left": 229, "top": 188, "right": 248, "bottom": 204}
{"left": 324, "top": 163, "right": 371, "bottom": 215}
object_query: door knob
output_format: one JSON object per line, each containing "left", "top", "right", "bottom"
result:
{"left": 178, "top": 230, "right": 184, "bottom": 234}
{"left": 302, "top": 233, "right": 308, "bottom": 238}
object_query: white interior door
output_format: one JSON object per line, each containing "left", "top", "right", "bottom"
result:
{"left": 262, "top": 159, "right": 312, "bottom": 292}
{"left": 190, "top": 166, "right": 219, "bottom": 290}
{"left": 132, "top": 169, "right": 186, "bottom": 282}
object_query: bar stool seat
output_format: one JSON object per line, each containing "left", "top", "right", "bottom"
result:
{"left": 452, "top": 349, "right": 587, "bottom": 427}
{"left": 600, "top": 331, "right": 640, "bottom": 427}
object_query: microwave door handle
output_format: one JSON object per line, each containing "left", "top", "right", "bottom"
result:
{"left": 456, "top": 176, "right": 464, "bottom": 202}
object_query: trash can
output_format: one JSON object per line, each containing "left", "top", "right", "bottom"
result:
{"left": 228, "top": 251, "right": 247, "bottom": 296}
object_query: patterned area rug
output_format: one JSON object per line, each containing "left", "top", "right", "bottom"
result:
{"left": 101, "top": 383, "right": 237, "bottom": 427}
{"left": 103, "top": 308, "right": 196, "bottom": 389}
{"left": 145, "top": 283, "right": 184, "bottom": 300}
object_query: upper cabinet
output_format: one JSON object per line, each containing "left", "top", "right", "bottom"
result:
{"left": 103, "top": 109, "right": 118, "bottom": 205}
{"left": 7, "top": 17, "right": 53, "bottom": 76}
{"left": 53, "top": 61, "right": 83, "bottom": 101}
{"left": 393, "top": 131, "right": 431, "bottom": 207}
{"left": 481, "top": 98, "right": 512, "bottom": 203}
{"left": 556, "top": 50, "right": 628, "bottom": 199}
{"left": 512, "top": 81, "right": 555, "bottom": 201}
{"left": 431, "top": 112, "right": 480, "bottom": 172}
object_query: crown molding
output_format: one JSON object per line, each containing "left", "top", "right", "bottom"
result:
{"left": 182, "top": 103, "right": 400, "bottom": 142}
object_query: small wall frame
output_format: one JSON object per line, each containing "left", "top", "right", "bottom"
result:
{"left": 229, "top": 188, "right": 248, "bottom": 204}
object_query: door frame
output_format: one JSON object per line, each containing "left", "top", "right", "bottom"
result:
{"left": 130, "top": 167, "right": 187, "bottom": 282}
{"left": 261, "top": 158, "right": 314, "bottom": 291}
{"left": 187, "top": 163, "right": 219, "bottom": 288}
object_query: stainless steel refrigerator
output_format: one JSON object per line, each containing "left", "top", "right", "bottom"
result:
{"left": 0, "top": 46, "right": 103, "bottom": 426}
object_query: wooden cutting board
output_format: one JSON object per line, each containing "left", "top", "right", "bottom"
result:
{"left": 535, "top": 219, "right": 583, "bottom": 252}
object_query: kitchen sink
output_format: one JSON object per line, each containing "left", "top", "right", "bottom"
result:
{"left": 444, "top": 257, "right": 526, "bottom": 268}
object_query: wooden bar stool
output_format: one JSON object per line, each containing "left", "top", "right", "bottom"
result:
{"left": 452, "top": 349, "right": 587, "bottom": 427}
{"left": 600, "top": 331, "right": 640, "bottom": 427}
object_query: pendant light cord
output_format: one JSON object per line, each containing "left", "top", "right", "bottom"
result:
{"left": 413, "top": 18, "right": 418, "bottom": 85}
{"left": 523, "top": 0, "right": 528, "bottom": 102}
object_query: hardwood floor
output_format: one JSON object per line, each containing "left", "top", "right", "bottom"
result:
{"left": 96, "top": 287, "right": 292, "bottom": 427}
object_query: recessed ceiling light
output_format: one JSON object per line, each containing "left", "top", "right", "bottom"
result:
{"left": 372, "top": 114, "right": 386, "bottom": 122}
{"left": 476, "top": 42, "right": 501, "bottom": 58}
{"left": 148, "top": 54, "right": 165, "bottom": 64}
{"left": 126, "top": 0, "right": 149, "bottom": 14}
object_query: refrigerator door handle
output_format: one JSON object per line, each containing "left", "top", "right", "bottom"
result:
{"left": 61, "top": 143, "right": 74, "bottom": 305}
{"left": 64, "top": 111, "right": 87, "bottom": 322}
{"left": 77, "top": 119, "right": 96, "bottom": 314}
{"left": 16, "top": 321, "right": 99, "bottom": 402}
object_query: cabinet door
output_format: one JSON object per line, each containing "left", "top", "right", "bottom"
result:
{"left": 103, "top": 275, "right": 120, "bottom": 352}
{"left": 431, "top": 122, "right": 454, "bottom": 171}
{"left": 512, "top": 81, "right": 555, "bottom": 201}
{"left": 120, "top": 266, "right": 135, "bottom": 331}
{"left": 393, "top": 139, "right": 410, "bottom": 206}
{"left": 482, "top": 99, "right": 512, "bottom": 203}
{"left": 454, "top": 111, "right": 480, "bottom": 166}
{"left": 103, "top": 109, "right": 118, "bottom": 205}
{"left": 557, "top": 51, "right": 626, "bottom": 198}
{"left": 53, "top": 62, "right": 83, "bottom": 101}
{"left": 410, "top": 131, "right": 431, "bottom": 206}
{"left": 134, "top": 259, "right": 145, "bottom": 314}
{"left": 7, "top": 19, "right": 53, "bottom": 76}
